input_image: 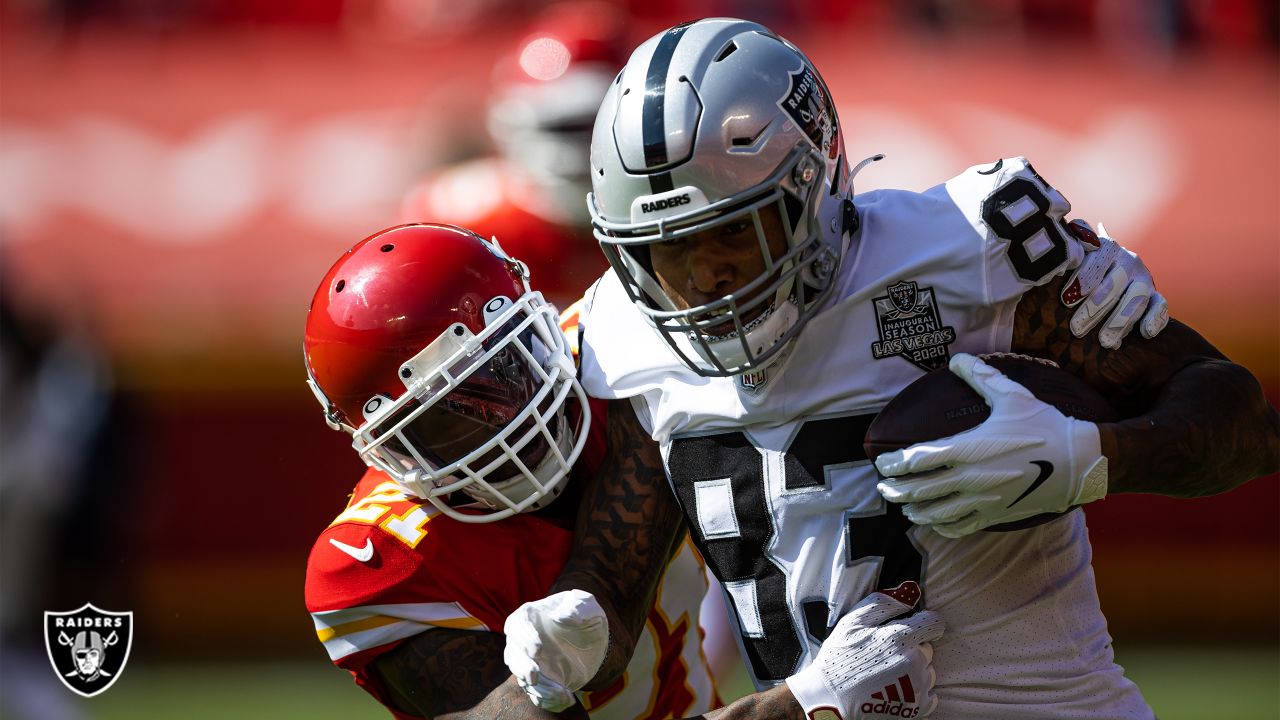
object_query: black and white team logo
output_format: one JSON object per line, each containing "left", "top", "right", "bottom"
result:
{"left": 44, "top": 603, "right": 133, "bottom": 697}
{"left": 777, "top": 65, "right": 841, "bottom": 161}
{"left": 870, "top": 281, "right": 956, "bottom": 372}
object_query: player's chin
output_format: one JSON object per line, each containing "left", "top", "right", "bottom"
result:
{"left": 697, "top": 288, "right": 778, "bottom": 340}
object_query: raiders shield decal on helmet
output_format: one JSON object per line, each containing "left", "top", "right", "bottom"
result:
{"left": 44, "top": 603, "right": 133, "bottom": 697}
{"left": 777, "top": 65, "right": 840, "bottom": 161}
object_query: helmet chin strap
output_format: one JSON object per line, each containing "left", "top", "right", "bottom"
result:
{"left": 824, "top": 153, "right": 884, "bottom": 280}
{"left": 850, "top": 153, "right": 885, "bottom": 179}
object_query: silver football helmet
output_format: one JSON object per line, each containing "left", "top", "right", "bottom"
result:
{"left": 587, "top": 18, "right": 857, "bottom": 377}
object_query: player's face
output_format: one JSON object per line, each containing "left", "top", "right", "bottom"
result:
{"left": 390, "top": 389, "right": 554, "bottom": 482}
{"left": 649, "top": 204, "right": 789, "bottom": 331}
{"left": 375, "top": 334, "right": 555, "bottom": 486}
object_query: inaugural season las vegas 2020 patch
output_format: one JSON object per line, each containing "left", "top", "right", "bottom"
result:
{"left": 44, "top": 603, "right": 133, "bottom": 697}
{"left": 870, "top": 280, "right": 956, "bottom": 372}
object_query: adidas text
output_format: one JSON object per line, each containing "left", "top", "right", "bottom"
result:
{"left": 859, "top": 701, "right": 918, "bottom": 717}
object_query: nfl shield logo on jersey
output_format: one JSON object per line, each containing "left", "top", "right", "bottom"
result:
{"left": 870, "top": 280, "right": 957, "bottom": 372}
{"left": 44, "top": 603, "right": 133, "bottom": 697}
{"left": 737, "top": 367, "right": 770, "bottom": 393}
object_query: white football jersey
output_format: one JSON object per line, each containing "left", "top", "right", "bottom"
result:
{"left": 579, "top": 158, "right": 1153, "bottom": 719}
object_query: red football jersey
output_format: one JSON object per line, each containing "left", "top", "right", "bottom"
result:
{"left": 306, "top": 463, "right": 715, "bottom": 718}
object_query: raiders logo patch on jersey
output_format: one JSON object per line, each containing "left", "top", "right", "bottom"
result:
{"left": 870, "top": 280, "right": 956, "bottom": 372}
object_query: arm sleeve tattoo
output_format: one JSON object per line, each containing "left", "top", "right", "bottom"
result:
{"left": 551, "top": 397, "right": 689, "bottom": 689}
{"left": 370, "top": 628, "right": 588, "bottom": 720}
{"left": 1012, "top": 276, "right": 1279, "bottom": 497}
{"left": 686, "top": 683, "right": 808, "bottom": 720}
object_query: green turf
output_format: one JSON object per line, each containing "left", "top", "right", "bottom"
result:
{"left": 62, "top": 645, "right": 1278, "bottom": 719}
{"left": 84, "top": 662, "right": 381, "bottom": 720}
{"left": 1115, "top": 646, "right": 1279, "bottom": 720}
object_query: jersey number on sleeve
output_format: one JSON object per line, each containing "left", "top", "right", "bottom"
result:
{"left": 666, "top": 414, "right": 922, "bottom": 683}
{"left": 332, "top": 481, "right": 434, "bottom": 548}
{"left": 981, "top": 176, "right": 1071, "bottom": 284}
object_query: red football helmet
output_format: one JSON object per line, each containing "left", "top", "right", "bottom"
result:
{"left": 304, "top": 224, "right": 590, "bottom": 523}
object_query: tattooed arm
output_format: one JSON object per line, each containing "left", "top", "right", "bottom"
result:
{"left": 548, "top": 397, "right": 689, "bottom": 688}
{"left": 684, "top": 685, "right": 806, "bottom": 720}
{"left": 370, "top": 628, "right": 588, "bottom": 720}
{"left": 1012, "top": 275, "right": 1279, "bottom": 496}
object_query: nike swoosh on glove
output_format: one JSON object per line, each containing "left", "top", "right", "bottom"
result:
{"left": 503, "top": 589, "right": 608, "bottom": 712}
{"left": 786, "top": 581, "right": 944, "bottom": 720}
{"left": 874, "top": 353, "right": 1109, "bottom": 539}
{"left": 1061, "top": 220, "right": 1169, "bottom": 349}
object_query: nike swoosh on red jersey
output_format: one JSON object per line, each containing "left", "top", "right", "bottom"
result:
{"left": 329, "top": 537, "right": 374, "bottom": 562}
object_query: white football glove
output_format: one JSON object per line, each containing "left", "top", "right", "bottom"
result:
{"left": 874, "top": 353, "right": 1109, "bottom": 539}
{"left": 1061, "top": 220, "right": 1169, "bottom": 349}
{"left": 787, "top": 581, "right": 943, "bottom": 720}
{"left": 502, "top": 589, "right": 608, "bottom": 712}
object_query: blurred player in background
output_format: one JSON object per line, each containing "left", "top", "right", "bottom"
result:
{"left": 302, "top": 223, "right": 716, "bottom": 719}
{"left": 502, "top": 17, "right": 1278, "bottom": 720}
{"left": 399, "top": 2, "right": 621, "bottom": 307}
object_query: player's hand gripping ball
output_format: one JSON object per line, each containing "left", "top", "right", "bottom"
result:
{"left": 866, "top": 353, "right": 1119, "bottom": 536}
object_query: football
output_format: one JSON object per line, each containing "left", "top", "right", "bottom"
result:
{"left": 864, "top": 353, "right": 1119, "bottom": 532}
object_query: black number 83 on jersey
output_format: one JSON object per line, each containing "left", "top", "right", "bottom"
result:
{"left": 666, "top": 414, "right": 924, "bottom": 683}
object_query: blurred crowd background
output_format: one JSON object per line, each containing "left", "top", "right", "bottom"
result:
{"left": 1, "top": 0, "right": 1276, "bottom": 718}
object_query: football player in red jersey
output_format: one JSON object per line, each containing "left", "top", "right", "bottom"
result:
{"left": 398, "top": 2, "right": 623, "bottom": 308}
{"left": 303, "top": 223, "right": 944, "bottom": 719}
{"left": 303, "top": 223, "right": 719, "bottom": 719}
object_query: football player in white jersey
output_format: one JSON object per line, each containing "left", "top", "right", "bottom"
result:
{"left": 503, "top": 17, "right": 1279, "bottom": 720}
